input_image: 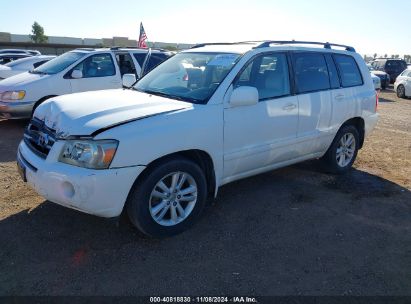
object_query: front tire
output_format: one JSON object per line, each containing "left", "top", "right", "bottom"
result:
{"left": 397, "top": 85, "right": 406, "bottom": 98}
{"left": 321, "top": 125, "right": 360, "bottom": 174}
{"left": 126, "top": 156, "right": 207, "bottom": 238}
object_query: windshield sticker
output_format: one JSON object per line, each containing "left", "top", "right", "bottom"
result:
{"left": 207, "top": 54, "right": 238, "bottom": 67}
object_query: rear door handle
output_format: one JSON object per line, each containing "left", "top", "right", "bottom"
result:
{"left": 335, "top": 94, "right": 345, "bottom": 101}
{"left": 282, "top": 103, "right": 297, "bottom": 111}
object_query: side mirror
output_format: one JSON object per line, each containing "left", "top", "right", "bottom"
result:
{"left": 122, "top": 73, "right": 137, "bottom": 88}
{"left": 229, "top": 86, "right": 259, "bottom": 107}
{"left": 71, "top": 70, "right": 83, "bottom": 79}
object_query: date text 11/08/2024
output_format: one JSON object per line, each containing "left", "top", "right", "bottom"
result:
{"left": 149, "top": 296, "right": 258, "bottom": 303}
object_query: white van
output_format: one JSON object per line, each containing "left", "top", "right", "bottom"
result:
{"left": 0, "top": 48, "right": 172, "bottom": 119}
{"left": 17, "top": 41, "right": 378, "bottom": 237}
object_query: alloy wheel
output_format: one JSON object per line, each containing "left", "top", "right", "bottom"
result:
{"left": 149, "top": 171, "right": 198, "bottom": 226}
{"left": 336, "top": 133, "right": 356, "bottom": 167}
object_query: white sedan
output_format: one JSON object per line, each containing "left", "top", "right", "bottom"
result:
{"left": 0, "top": 55, "right": 55, "bottom": 80}
{"left": 394, "top": 68, "right": 411, "bottom": 98}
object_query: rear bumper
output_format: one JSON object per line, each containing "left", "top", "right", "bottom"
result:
{"left": 0, "top": 100, "right": 35, "bottom": 119}
{"left": 18, "top": 140, "right": 145, "bottom": 218}
{"left": 364, "top": 113, "right": 379, "bottom": 138}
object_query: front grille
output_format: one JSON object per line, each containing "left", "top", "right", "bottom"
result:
{"left": 24, "top": 118, "right": 57, "bottom": 158}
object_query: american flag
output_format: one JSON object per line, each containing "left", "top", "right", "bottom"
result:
{"left": 138, "top": 22, "right": 148, "bottom": 48}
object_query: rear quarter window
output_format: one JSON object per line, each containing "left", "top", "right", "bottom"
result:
{"left": 333, "top": 54, "right": 363, "bottom": 87}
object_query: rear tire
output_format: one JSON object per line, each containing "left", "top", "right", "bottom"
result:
{"left": 126, "top": 156, "right": 207, "bottom": 238}
{"left": 321, "top": 125, "right": 360, "bottom": 174}
{"left": 397, "top": 85, "right": 406, "bottom": 99}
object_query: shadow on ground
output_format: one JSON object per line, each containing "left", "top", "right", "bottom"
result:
{"left": 1, "top": 161, "right": 410, "bottom": 296}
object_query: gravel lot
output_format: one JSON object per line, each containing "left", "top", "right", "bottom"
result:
{"left": 0, "top": 89, "right": 410, "bottom": 296}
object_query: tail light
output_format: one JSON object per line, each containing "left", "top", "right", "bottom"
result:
{"left": 375, "top": 91, "right": 379, "bottom": 112}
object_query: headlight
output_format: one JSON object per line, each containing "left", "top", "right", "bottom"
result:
{"left": 1, "top": 90, "right": 26, "bottom": 101}
{"left": 58, "top": 139, "right": 118, "bottom": 169}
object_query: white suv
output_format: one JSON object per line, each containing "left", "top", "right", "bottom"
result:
{"left": 0, "top": 47, "right": 172, "bottom": 119}
{"left": 17, "top": 41, "right": 378, "bottom": 237}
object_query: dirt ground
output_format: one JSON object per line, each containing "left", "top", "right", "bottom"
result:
{"left": 0, "top": 88, "right": 410, "bottom": 296}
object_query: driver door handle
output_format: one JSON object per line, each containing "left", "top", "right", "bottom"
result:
{"left": 282, "top": 103, "right": 297, "bottom": 111}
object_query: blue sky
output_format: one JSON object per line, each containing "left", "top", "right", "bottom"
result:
{"left": 0, "top": 0, "right": 410, "bottom": 55}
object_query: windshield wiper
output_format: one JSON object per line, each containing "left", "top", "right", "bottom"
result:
{"left": 136, "top": 89, "right": 201, "bottom": 104}
{"left": 29, "top": 70, "right": 48, "bottom": 75}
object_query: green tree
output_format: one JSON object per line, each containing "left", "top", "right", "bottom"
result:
{"left": 373, "top": 53, "right": 377, "bottom": 59}
{"left": 384, "top": 54, "right": 388, "bottom": 58}
{"left": 29, "top": 22, "right": 48, "bottom": 43}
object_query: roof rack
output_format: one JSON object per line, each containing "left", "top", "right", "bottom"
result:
{"left": 254, "top": 41, "right": 356, "bottom": 52}
{"left": 75, "top": 48, "right": 96, "bottom": 51}
{"left": 110, "top": 46, "right": 169, "bottom": 52}
{"left": 190, "top": 42, "right": 257, "bottom": 49}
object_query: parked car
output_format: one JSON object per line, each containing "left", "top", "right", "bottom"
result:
{"left": 394, "top": 68, "right": 411, "bottom": 98}
{"left": 367, "top": 63, "right": 389, "bottom": 89}
{"left": 371, "top": 58, "right": 407, "bottom": 84}
{"left": 0, "top": 55, "right": 56, "bottom": 80}
{"left": 17, "top": 41, "right": 378, "bottom": 237}
{"left": 0, "top": 49, "right": 41, "bottom": 56}
{"left": 0, "top": 47, "right": 173, "bottom": 119}
{"left": 0, "top": 53, "right": 33, "bottom": 65}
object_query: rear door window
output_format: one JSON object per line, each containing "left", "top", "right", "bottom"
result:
{"left": 115, "top": 53, "right": 137, "bottom": 76}
{"left": 292, "top": 52, "right": 330, "bottom": 93}
{"left": 325, "top": 54, "right": 340, "bottom": 89}
{"left": 333, "top": 54, "right": 363, "bottom": 87}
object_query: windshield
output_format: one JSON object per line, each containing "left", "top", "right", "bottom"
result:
{"left": 32, "top": 52, "right": 85, "bottom": 74}
{"left": 5, "top": 57, "right": 33, "bottom": 67}
{"left": 134, "top": 52, "right": 241, "bottom": 104}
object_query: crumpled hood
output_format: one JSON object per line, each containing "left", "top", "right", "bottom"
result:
{"left": 34, "top": 89, "right": 192, "bottom": 137}
{"left": 0, "top": 71, "right": 46, "bottom": 86}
